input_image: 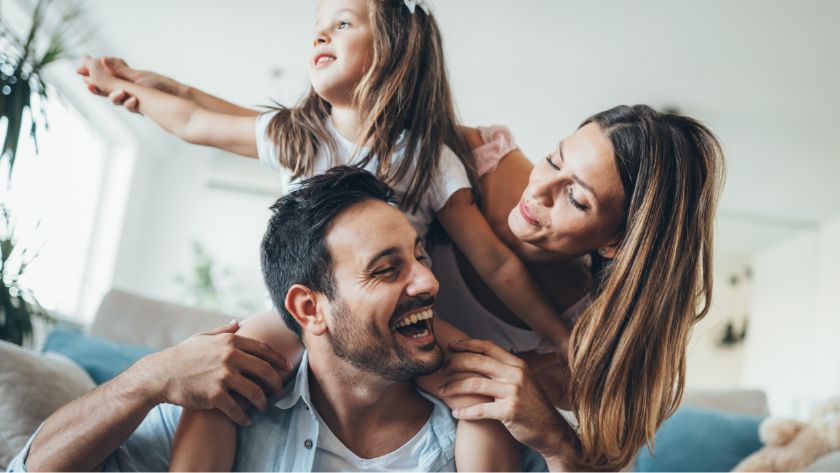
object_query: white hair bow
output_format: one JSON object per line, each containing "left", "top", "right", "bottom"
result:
{"left": 404, "top": 0, "right": 432, "bottom": 15}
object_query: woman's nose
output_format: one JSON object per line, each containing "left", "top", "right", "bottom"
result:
{"left": 531, "top": 177, "right": 557, "bottom": 207}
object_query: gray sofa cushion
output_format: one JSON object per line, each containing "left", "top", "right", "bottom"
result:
{"left": 0, "top": 340, "right": 95, "bottom": 469}
{"left": 90, "top": 288, "right": 235, "bottom": 350}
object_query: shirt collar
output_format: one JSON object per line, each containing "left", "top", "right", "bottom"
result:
{"left": 273, "top": 350, "right": 315, "bottom": 413}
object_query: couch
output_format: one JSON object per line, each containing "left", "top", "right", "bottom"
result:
{"left": 1, "top": 288, "right": 837, "bottom": 471}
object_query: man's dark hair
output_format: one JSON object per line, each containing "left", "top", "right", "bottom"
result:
{"left": 260, "top": 166, "right": 398, "bottom": 338}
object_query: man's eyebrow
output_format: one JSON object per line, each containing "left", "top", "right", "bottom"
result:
{"left": 559, "top": 140, "right": 597, "bottom": 198}
{"left": 363, "top": 237, "right": 422, "bottom": 272}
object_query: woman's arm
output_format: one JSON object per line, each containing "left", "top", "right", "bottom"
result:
{"left": 436, "top": 191, "right": 571, "bottom": 352}
{"left": 415, "top": 320, "right": 520, "bottom": 471}
{"left": 168, "top": 312, "right": 304, "bottom": 472}
{"left": 80, "top": 56, "right": 258, "bottom": 157}
{"left": 438, "top": 339, "right": 580, "bottom": 472}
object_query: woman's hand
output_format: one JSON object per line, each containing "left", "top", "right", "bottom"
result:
{"left": 438, "top": 338, "right": 576, "bottom": 467}
{"left": 76, "top": 57, "right": 184, "bottom": 113}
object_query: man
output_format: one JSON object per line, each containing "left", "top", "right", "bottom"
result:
{"left": 11, "top": 166, "right": 458, "bottom": 471}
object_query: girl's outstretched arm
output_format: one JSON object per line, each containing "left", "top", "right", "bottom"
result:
{"left": 436, "top": 191, "right": 572, "bottom": 354}
{"left": 416, "top": 319, "right": 521, "bottom": 471}
{"left": 80, "top": 56, "right": 258, "bottom": 158}
{"left": 78, "top": 57, "right": 259, "bottom": 117}
{"left": 169, "top": 312, "right": 304, "bottom": 472}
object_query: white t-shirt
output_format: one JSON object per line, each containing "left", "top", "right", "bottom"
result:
{"left": 255, "top": 112, "right": 471, "bottom": 237}
{"left": 310, "top": 406, "right": 454, "bottom": 472}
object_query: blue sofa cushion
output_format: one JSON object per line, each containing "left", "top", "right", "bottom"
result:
{"left": 634, "top": 405, "right": 765, "bottom": 472}
{"left": 43, "top": 328, "right": 156, "bottom": 384}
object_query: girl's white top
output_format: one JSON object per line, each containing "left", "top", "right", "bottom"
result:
{"left": 255, "top": 112, "right": 471, "bottom": 237}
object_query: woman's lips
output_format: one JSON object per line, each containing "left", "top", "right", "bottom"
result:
{"left": 518, "top": 199, "right": 540, "bottom": 226}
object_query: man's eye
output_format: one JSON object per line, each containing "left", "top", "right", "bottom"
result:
{"left": 373, "top": 267, "right": 396, "bottom": 277}
{"left": 416, "top": 254, "right": 430, "bottom": 267}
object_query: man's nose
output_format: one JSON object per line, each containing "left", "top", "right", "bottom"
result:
{"left": 406, "top": 258, "right": 439, "bottom": 299}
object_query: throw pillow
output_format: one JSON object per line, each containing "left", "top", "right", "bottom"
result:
{"left": 0, "top": 339, "right": 96, "bottom": 469}
{"left": 43, "top": 328, "right": 155, "bottom": 384}
{"left": 634, "top": 405, "right": 765, "bottom": 472}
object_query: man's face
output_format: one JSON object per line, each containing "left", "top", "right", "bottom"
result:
{"left": 320, "top": 199, "right": 443, "bottom": 381}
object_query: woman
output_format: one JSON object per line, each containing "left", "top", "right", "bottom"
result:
{"left": 86, "top": 61, "right": 723, "bottom": 470}
{"left": 437, "top": 105, "right": 725, "bottom": 470}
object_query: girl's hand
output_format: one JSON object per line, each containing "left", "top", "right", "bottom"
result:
{"left": 438, "top": 339, "right": 574, "bottom": 463}
{"left": 77, "top": 57, "right": 184, "bottom": 113}
{"left": 78, "top": 55, "right": 124, "bottom": 98}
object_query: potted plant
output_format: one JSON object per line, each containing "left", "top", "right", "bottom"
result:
{"left": 1, "top": 0, "right": 82, "bottom": 179}
{"left": 0, "top": 205, "right": 53, "bottom": 345}
{"left": 1, "top": 0, "right": 81, "bottom": 345}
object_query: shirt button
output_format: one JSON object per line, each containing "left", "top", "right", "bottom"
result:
{"left": 304, "top": 439, "right": 313, "bottom": 449}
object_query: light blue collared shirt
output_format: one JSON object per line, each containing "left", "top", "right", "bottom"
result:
{"left": 8, "top": 352, "right": 459, "bottom": 471}
{"left": 8, "top": 351, "right": 548, "bottom": 472}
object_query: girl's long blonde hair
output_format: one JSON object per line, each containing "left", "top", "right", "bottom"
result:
{"left": 266, "top": 0, "right": 478, "bottom": 213}
{"left": 569, "top": 105, "right": 725, "bottom": 471}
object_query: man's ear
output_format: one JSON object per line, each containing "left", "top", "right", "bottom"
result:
{"left": 285, "top": 284, "right": 327, "bottom": 336}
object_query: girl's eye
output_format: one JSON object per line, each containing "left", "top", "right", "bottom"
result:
{"left": 567, "top": 188, "right": 588, "bottom": 212}
{"left": 545, "top": 155, "right": 561, "bottom": 171}
{"left": 337, "top": 21, "right": 350, "bottom": 30}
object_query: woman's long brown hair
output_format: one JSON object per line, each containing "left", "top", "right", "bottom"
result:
{"left": 568, "top": 105, "right": 725, "bottom": 471}
{"left": 265, "top": 0, "right": 478, "bottom": 213}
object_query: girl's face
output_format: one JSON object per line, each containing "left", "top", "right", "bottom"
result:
{"left": 309, "top": 0, "right": 374, "bottom": 105}
{"left": 509, "top": 123, "right": 627, "bottom": 258}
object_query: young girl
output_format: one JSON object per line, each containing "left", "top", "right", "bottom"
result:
{"left": 80, "top": 0, "right": 573, "bottom": 470}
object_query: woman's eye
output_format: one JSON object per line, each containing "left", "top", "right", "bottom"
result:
{"left": 567, "top": 188, "right": 588, "bottom": 212}
{"left": 545, "top": 155, "right": 561, "bottom": 171}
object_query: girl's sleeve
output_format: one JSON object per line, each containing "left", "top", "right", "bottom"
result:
{"left": 429, "top": 146, "right": 472, "bottom": 211}
{"left": 255, "top": 111, "right": 282, "bottom": 171}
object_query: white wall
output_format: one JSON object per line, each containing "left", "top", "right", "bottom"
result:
{"left": 741, "top": 215, "right": 840, "bottom": 417}
{"left": 110, "top": 137, "right": 278, "bottom": 317}
{"left": 685, "top": 255, "right": 751, "bottom": 389}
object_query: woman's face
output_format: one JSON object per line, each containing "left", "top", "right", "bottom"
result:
{"left": 508, "top": 123, "right": 627, "bottom": 258}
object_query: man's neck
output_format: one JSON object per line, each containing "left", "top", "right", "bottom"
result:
{"left": 306, "top": 352, "right": 433, "bottom": 459}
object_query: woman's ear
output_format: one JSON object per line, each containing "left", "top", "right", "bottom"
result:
{"left": 599, "top": 239, "right": 621, "bottom": 260}
{"left": 285, "top": 284, "right": 327, "bottom": 336}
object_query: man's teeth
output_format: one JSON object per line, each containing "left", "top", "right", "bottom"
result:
{"left": 395, "top": 308, "right": 434, "bottom": 328}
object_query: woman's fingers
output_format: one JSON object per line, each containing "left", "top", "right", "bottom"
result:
{"left": 439, "top": 375, "right": 513, "bottom": 399}
{"left": 449, "top": 338, "right": 528, "bottom": 368}
{"left": 443, "top": 351, "right": 522, "bottom": 382}
{"left": 451, "top": 401, "right": 507, "bottom": 422}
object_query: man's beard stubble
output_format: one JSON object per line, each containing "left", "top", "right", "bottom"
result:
{"left": 327, "top": 297, "right": 443, "bottom": 382}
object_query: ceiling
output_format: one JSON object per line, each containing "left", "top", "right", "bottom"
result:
{"left": 14, "top": 0, "right": 840, "bottom": 258}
